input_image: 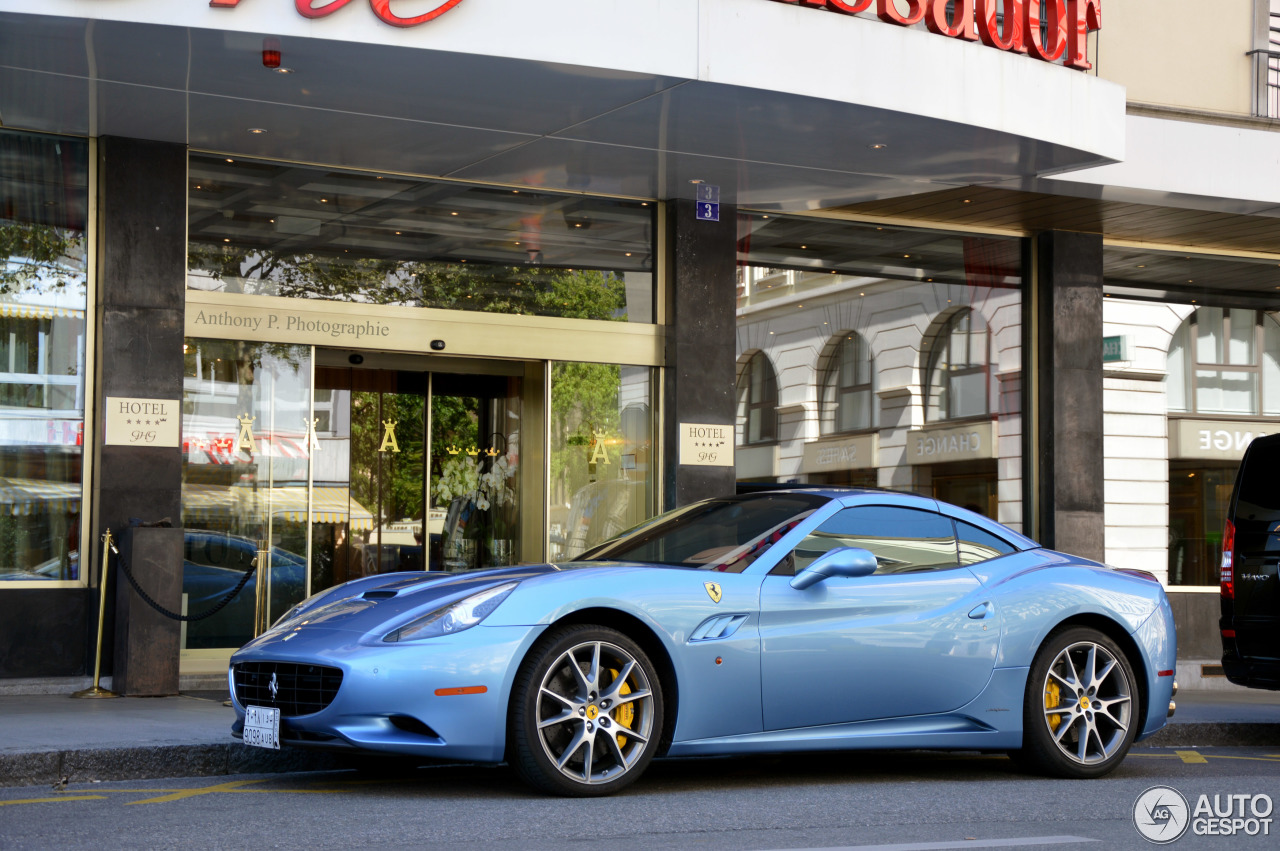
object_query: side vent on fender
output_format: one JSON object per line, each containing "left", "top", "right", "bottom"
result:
{"left": 689, "top": 614, "right": 749, "bottom": 642}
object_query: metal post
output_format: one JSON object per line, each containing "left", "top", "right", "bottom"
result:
{"left": 71, "top": 529, "right": 121, "bottom": 699}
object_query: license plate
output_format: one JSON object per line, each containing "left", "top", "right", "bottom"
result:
{"left": 243, "top": 705, "right": 280, "bottom": 750}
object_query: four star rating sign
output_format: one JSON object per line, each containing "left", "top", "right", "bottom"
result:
{"left": 105, "top": 397, "right": 181, "bottom": 447}
{"left": 679, "top": 423, "right": 734, "bottom": 467}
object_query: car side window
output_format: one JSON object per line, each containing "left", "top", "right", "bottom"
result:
{"left": 773, "top": 506, "right": 960, "bottom": 576}
{"left": 955, "top": 520, "right": 1017, "bottom": 565}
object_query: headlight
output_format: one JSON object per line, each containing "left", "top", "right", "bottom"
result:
{"left": 383, "top": 582, "right": 518, "bottom": 642}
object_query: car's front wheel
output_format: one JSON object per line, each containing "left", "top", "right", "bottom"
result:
{"left": 508, "top": 624, "right": 663, "bottom": 796}
{"left": 1014, "top": 626, "right": 1139, "bottom": 778}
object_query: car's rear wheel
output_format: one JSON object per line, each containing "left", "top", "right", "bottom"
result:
{"left": 1014, "top": 626, "right": 1138, "bottom": 778}
{"left": 508, "top": 624, "right": 663, "bottom": 796}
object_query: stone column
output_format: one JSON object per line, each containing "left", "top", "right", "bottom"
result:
{"left": 1034, "top": 230, "right": 1105, "bottom": 561}
{"left": 662, "top": 200, "right": 738, "bottom": 508}
{"left": 93, "top": 137, "right": 187, "bottom": 675}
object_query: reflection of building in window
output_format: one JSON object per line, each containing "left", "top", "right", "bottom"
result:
{"left": 821, "top": 332, "right": 874, "bottom": 434}
{"left": 736, "top": 351, "right": 778, "bottom": 445}
{"left": 1167, "top": 308, "right": 1280, "bottom": 416}
{"left": 924, "top": 308, "right": 991, "bottom": 422}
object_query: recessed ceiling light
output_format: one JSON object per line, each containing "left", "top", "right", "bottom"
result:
{"left": 275, "top": 67, "right": 295, "bottom": 74}
{"left": 868, "top": 143, "right": 888, "bottom": 150}
{"left": 225, "top": 158, "right": 234, "bottom": 163}
{"left": 451, "top": 211, "right": 458, "bottom": 216}
{"left": 248, "top": 128, "right": 268, "bottom": 134}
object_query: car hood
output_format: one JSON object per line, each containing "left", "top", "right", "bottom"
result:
{"left": 237, "top": 561, "right": 667, "bottom": 650}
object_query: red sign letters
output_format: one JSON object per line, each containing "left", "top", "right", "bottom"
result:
{"left": 210, "top": 0, "right": 467, "bottom": 29}
{"left": 769, "top": 0, "right": 1101, "bottom": 69}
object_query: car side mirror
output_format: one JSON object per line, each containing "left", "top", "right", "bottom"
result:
{"left": 790, "top": 547, "right": 878, "bottom": 590}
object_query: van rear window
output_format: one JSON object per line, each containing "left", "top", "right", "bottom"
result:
{"left": 1235, "top": 437, "right": 1280, "bottom": 555}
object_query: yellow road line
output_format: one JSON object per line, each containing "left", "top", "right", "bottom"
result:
{"left": 126, "top": 779, "right": 267, "bottom": 805}
{"left": 229, "top": 789, "right": 342, "bottom": 794}
{"left": 0, "top": 796, "right": 107, "bottom": 806}
{"left": 1176, "top": 750, "right": 1209, "bottom": 764}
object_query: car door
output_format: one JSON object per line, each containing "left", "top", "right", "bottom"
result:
{"left": 758, "top": 502, "right": 1000, "bottom": 730}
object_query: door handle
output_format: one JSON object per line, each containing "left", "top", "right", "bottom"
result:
{"left": 967, "top": 602, "right": 992, "bottom": 619}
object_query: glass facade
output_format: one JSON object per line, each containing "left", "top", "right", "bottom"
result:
{"left": 549, "top": 363, "right": 655, "bottom": 560}
{"left": 178, "top": 155, "right": 661, "bottom": 649}
{"left": 186, "top": 155, "right": 655, "bottom": 324}
{"left": 735, "top": 214, "right": 1023, "bottom": 527}
{"left": 0, "top": 130, "right": 89, "bottom": 583}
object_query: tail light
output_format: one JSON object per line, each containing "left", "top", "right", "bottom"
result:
{"left": 1221, "top": 518, "right": 1235, "bottom": 599}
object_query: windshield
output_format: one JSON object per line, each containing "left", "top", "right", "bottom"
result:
{"left": 574, "top": 493, "right": 829, "bottom": 572}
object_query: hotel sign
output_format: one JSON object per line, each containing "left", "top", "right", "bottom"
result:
{"left": 106, "top": 397, "right": 182, "bottom": 448}
{"left": 210, "top": 0, "right": 467, "bottom": 28}
{"left": 680, "top": 423, "right": 734, "bottom": 467}
{"left": 768, "top": 0, "right": 1101, "bottom": 70}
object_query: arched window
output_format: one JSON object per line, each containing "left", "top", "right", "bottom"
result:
{"left": 737, "top": 352, "right": 778, "bottom": 445}
{"left": 821, "top": 333, "right": 874, "bottom": 434}
{"left": 1168, "top": 308, "right": 1280, "bottom": 415}
{"left": 924, "top": 309, "right": 990, "bottom": 422}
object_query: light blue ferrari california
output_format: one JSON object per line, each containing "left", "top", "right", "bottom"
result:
{"left": 228, "top": 489, "right": 1177, "bottom": 796}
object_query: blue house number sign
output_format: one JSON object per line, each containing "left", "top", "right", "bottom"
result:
{"left": 695, "top": 183, "right": 720, "bottom": 222}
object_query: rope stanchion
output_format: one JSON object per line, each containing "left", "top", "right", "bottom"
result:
{"left": 114, "top": 545, "right": 258, "bottom": 623}
{"left": 71, "top": 529, "right": 121, "bottom": 699}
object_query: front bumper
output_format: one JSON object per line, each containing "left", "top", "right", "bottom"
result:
{"left": 229, "top": 622, "right": 544, "bottom": 763}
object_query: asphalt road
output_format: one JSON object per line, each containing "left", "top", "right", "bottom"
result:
{"left": 2, "top": 747, "right": 1278, "bottom": 850}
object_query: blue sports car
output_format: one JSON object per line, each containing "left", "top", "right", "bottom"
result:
{"left": 228, "top": 489, "right": 1177, "bottom": 796}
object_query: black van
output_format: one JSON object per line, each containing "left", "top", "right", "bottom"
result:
{"left": 1221, "top": 433, "right": 1280, "bottom": 690}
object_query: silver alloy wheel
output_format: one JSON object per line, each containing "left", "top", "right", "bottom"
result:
{"left": 534, "top": 639, "right": 655, "bottom": 786}
{"left": 1041, "top": 639, "right": 1133, "bottom": 765}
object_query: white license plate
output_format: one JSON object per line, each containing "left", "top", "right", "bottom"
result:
{"left": 243, "top": 705, "right": 280, "bottom": 750}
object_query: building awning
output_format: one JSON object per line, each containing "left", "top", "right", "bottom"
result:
{"left": 0, "top": 302, "right": 85, "bottom": 320}
{"left": 182, "top": 484, "right": 373, "bottom": 531}
{"left": 0, "top": 477, "right": 82, "bottom": 515}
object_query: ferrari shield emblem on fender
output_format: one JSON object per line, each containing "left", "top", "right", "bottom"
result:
{"left": 704, "top": 581, "right": 722, "bottom": 603}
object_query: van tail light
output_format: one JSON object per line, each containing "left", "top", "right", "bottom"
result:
{"left": 1221, "top": 519, "right": 1235, "bottom": 600}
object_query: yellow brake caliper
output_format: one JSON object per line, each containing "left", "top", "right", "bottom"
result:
{"left": 610, "top": 669, "right": 635, "bottom": 749}
{"left": 1045, "top": 679, "right": 1062, "bottom": 732}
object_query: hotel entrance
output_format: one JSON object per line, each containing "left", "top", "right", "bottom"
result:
{"left": 178, "top": 343, "right": 543, "bottom": 658}
{"left": 311, "top": 351, "right": 529, "bottom": 586}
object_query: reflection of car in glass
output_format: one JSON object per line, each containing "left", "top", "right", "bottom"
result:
{"left": 182, "top": 532, "right": 306, "bottom": 649}
{"left": 229, "top": 489, "right": 1176, "bottom": 796}
{"left": 1220, "top": 434, "right": 1280, "bottom": 690}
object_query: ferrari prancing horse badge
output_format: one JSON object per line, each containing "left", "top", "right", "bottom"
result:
{"left": 704, "top": 581, "right": 722, "bottom": 603}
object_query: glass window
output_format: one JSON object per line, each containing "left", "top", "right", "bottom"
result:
{"left": 0, "top": 130, "right": 89, "bottom": 583}
{"left": 790, "top": 506, "right": 959, "bottom": 575}
{"left": 1167, "top": 309, "right": 1280, "bottom": 416}
{"left": 925, "top": 309, "right": 991, "bottom": 422}
{"left": 956, "top": 519, "right": 1016, "bottom": 565}
{"left": 737, "top": 352, "right": 778, "bottom": 445}
{"left": 550, "top": 363, "right": 656, "bottom": 560}
{"left": 180, "top": 339, "right": 313, "bottom": 648}
{"left": 736, "top": 215, "right": 1022, "bottom": 528}
{"left": 186, "top": 155, "right": 654, "bottom": 324}
{"left": 822, "top": 333, "right": 874, "bottom": 434}
{"left": 577, "top": 493, "right": 827, "bottom": 572}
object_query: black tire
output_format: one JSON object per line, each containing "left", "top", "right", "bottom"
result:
{"left": 1013, "top": 626, "right": 1139, "bottom": 779}
{"left": 508, "top": 624, "right": 664, "bottom": 797}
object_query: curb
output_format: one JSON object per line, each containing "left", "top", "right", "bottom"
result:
{"left": 5, "top": 723, "right": 1280, "bottom": 788}
{"left": 1139, "top": 722, "right": 1280, "bottom": 749}
{"left": 0, "top": 745, "right": 352, "bottom": 788}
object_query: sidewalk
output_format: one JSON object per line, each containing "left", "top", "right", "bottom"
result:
{"left": 1, "top": 686, "right": 1278, "bottom": 788}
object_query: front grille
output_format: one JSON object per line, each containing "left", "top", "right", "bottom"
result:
{"left": 233, "top": 661, "right": 343, "bottom": 718}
